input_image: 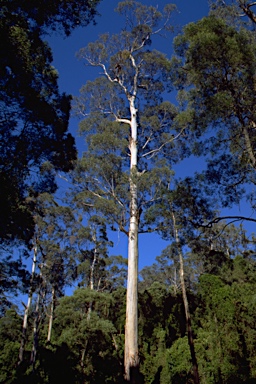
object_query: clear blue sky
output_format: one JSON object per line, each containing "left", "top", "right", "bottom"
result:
{"left": 46, "top": 1, "right": 254, "bottom": 271}
{"left": 48, "top": 0, "right": 210, "bottom": 96}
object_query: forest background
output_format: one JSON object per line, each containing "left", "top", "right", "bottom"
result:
{"left": 1, "top": 0, "right": 256, "bottom": 383}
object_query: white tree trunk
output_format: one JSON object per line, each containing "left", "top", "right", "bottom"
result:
{"left": 124, "top": 97, "right": 140, "bottom": 382}
{"left": 87, "top": 234, "right": 98, "bottom": 321}
{"left": 89, "top": 240, "right": 97, "bottom": 291}
{"left": 47, "top": 286, "right": 55, "bottom": 343}
{"left": 18, "top": 243, "right": 37, "bottom": 364}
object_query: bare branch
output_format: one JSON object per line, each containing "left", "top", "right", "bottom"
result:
{"left": 202, "top": 215, "right": 256, "bottom": 228}
{"left": 115, "top": 116, "right": 131, "bottom": 126}
{"left": 142, "top": 131, "right": 154, "bottom": 150}
{"left": 239, "top": 1, "right": 256, "bottom": 23}
{"left": 142, "top": 128, "right": 185, "bottom": 159}
{"left": 247, "top": 2, "right": 256, "bottom": 8}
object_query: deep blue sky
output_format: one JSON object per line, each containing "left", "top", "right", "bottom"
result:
{"left": 48, "top": 0, "right": 210, "bottom": 96}
{"left": 46, "top": 1, "right": 254, "bottom": 271}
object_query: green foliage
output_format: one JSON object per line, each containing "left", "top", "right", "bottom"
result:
{"left": 174, "top": 16, "right": 256, "bottom": 127}
{"left": 168, "top": 337, "right": 193, "bottom": 383}
{"left": 209, "top": 0, "right": 256, "bottom": 30}
{"left": 1, "top": 253, "right": 256, "bottom": 383}
{"left": 193, "top": 263, "right": 256, "bottom": 383}
{"left": 138, "top": 281, "right": 189, "bottom": 383}
{"left": 52, "top": 288, "right": 124, "bottom": 383}
{"left": 0, "top": 0, "right": 101, "bottom": 36}
{"left": 138, "top": 223, "right": 256, "bottom": 383}
{"left": 0, "top": 0, "right": 101, "bottom": 244}
{"left": 173, "top": 15, "right": 256, "bottom": 212}
{"left": 0, "top": 254, "right": 30, "bottom": 313}
{"left": 0, "top": 308, "right": 22, "bottom": 383}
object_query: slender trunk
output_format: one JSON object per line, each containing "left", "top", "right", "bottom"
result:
{"left": 30, "top": 269, "right": 45, "bottom": 369}
{"left": 47, "top": 286, "right": 55, "bottom": 343}
{"left": 172, "top": 211, "right": 200, "bottom": 384}
{"left": 80, "top": 344, "right": 87, "bottom": 368}
{"left": 18, "top": 243, "right": 37, "bottom": 364}
{"left": 172, "top": 267, "right": 179, "bottom": 295}
{"left": 87, "top": 237, "right": 97, "bottom": 321}
{"left": 87, "top": 301, "right": 93, "bottom": 322}
{"left": 30, "top": 288, "right": 41, "bottom": 369}
{"left": 124, "top": 96, "right": 140, "bottom": 382}
{"left": 89, "top": 234, "right": 97, "bottom": 291}
{"left": 80, "top": 240, "right": 98, "bottom": 367}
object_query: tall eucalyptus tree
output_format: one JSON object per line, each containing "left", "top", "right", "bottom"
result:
{"left": 73, "top": 1, "right": 188, "bottom": 380}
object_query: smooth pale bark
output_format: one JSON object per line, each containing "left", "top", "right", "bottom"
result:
{"left": 172, "top": 267, "right": 180, "bottom": 295}
{"left": 47, "top": 286, "right": 55, "bottom": 342}
{"left": 18, "top": 243, "right": 37, "bottom": 364}
{"left": 172, "top": 211, "right": 200, "bottom": 384}
{"left": 89, "top": 233, "right": 98, "bottom": 291}
{"left": 124, "top": 92, "right": 140, "bottom": 382}
{"left": 125, "top": 197, "right": 139, "bottom": 381}
{"left": 87, "top": 234, "right": 98, "bottom": 321}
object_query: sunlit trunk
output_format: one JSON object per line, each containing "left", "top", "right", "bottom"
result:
{"left": 47, "top": 286, "right": 55, "bottom": 342}
{"left": 18, "top": 242, "right": 37, "bottom": 364}
{"left": 87, "top": 235, "right": 97, "bottom": 321}
{"left": 124, "top": 97, "right": 140, "bottom": 382}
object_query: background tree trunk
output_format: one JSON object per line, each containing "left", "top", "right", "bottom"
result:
{"left": 47, "top": 286, "right": 55, "bottom": 343}
{"left": 18, "top": 242, "right": 37, "bottom": 364}
{"left": 172, "top": 210, "right": 200, "bottom": 384}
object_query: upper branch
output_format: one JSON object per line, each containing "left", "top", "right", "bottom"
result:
{"left": 201, "top": 215, "right": 256, "bottom": 228}
{"left": 239, "top": 1, "right": 256, "bottom": 23}
{"left": 142, "top": 127, "right": 185, "bottom": 159}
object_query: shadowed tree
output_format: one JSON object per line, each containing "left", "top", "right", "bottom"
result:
{"left": 171, "top": 209, "right": 200, "bottom": 384}
{"left": 53, "top": 288, "right": 123, "bottom": 383}
{"left": 18, "top": 191, "right": 79, "bottom": 369}
{"left": 0, "top": 0, "right": 102, "bottom": 244}
{"left": 0, "top": 0, "right": 102, "bottom": 313}
{"left": 171, "top": 15, "right": 256, "bottom": 225}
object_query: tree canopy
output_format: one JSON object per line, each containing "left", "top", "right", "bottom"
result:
{"left": 0, "top": 0, "right": 100, "bottom": 243}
